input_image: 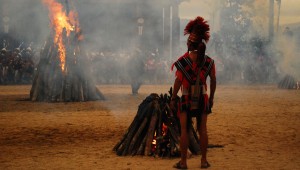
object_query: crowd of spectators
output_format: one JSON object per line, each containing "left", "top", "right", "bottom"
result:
{"left": 0, "top": 40, "right": 37, "bottom": 84}
{"left": 1, "top": 26, "right": 298, "bottom": 86}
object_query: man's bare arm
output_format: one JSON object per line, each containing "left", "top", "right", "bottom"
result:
{"left": 209, "top": 64, "right": 216, "bottom": 107}
{"left": 171, "top": 77, "right": 182, "bottom": 100}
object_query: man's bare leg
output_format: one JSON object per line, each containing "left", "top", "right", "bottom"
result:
{"left": 179, "top": 111, "right": 189, "bottom": 168}
{"left": 197, "top": 113, "right": 209, "bottom": 167}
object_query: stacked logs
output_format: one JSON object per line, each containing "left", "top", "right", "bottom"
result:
{"left": 113, "top": 88, "right": 201, "bottom": 157}
{"left": 30, "top": 31, "right": 105, "bottom": 102}
{"left": 278, "top": 74, "right": 297, "bottom": 89}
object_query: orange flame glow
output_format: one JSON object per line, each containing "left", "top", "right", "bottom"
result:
{"left": 42, "top": 0, "right": 81, "bottom": 72}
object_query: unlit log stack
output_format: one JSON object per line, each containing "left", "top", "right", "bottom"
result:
{"left": 278, "top": 74, "right": 296, "bottom": 89}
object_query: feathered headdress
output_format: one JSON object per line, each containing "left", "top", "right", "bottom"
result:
{"left": 184, "top": 16, "right": 210, "bottom": 43}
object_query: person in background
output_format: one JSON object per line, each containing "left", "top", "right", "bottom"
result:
{"left": 127, "top": 48, "right": 145, "bottom": 95}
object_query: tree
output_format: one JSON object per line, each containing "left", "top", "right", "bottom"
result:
{"left": 219, "top": 0, "right": 254, "bottom": 55}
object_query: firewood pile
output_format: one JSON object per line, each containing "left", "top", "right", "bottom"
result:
{"left": 30, "top": 31, "right": 105, "bottom": 102}
{"left": 30, "top": 0, "right": 104, "bottom": 102}
{"left": 278, "top": 74, "right": 297, "bottom": 89}
{"left": 113, "top": 88, "right": 201, "bottom": 157}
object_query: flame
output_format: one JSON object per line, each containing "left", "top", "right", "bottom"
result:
{"left": 42, "top": 0, "right": 81, "bottom": 72}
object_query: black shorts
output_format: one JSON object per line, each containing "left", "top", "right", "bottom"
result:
{"left": 180, "top": 95, "right": 211, "bottom": 117}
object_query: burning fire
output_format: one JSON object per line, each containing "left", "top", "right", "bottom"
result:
{"left": 42, "top": 0, "right": 81, "bottom": 72}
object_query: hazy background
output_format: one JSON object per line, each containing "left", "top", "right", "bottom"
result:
{"left": 180, "top": 0, "right": 300, "bottom": 25}
{"left": 0, "top": 0, "right": 299, "bottom": 85}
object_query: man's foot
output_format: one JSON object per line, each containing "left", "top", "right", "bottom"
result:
{"left": 173, "top": 161, "right": 188, "bottom": 169}
{"left": 200, "top": 161, "right": 211, "bottom": 169}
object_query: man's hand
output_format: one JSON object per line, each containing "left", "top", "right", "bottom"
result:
{"left": 170, "top": 100, "right": 177, "bottom": 112}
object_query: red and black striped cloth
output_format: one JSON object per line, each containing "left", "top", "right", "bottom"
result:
{"left": 171, "top": 52, "right": 214, "bottom": 116}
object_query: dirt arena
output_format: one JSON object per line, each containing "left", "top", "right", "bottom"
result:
{"left": 0, "top": 84, "right": 299, "bottom": 170}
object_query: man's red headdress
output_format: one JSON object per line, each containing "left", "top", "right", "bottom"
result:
{"left": 184, "top": 16, "right": 210, "bottom": 43}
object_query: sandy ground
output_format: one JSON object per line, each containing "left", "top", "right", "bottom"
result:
{"left": 0, "top": 84, "right": 299, "bottom": 170}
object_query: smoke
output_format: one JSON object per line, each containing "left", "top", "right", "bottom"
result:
{"left": 71, "top": 1, "right": 176, "bottom": 85}
{"left": 0, "top": 0, "right": 49, "bottom": 48}
{"left": 0, "top": 0, "right": 299, "bottom": 87}
{"left": 274, "top": 34, "right": 300, "bottom": 79}
{"left": 201, "top": 0, "right": 300, "bottom": 84}
{"left": 249, "top": 1, "right": 300, "bottom": 80}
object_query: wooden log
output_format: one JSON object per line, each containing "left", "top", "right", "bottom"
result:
{"left": 283, "top": 76, "right": 288, "bottom": 88}
{"left": 288, "top": 76, "right": 296, "bottom": 89}
{"left": 131, "top": 127, "right": 147, "bottom": 156}
{"left": 168, "top": 126, "right": 179, "bottom": 144}
{"left": 114, "top": 115, "right": 140, "bottom": 153}
{"left": 121, "top": 102, "right": 153, "bottom": 156}
{"left": 71, "top": 70, "right": 78, "bottom": 101}
{"left": 30, "top": 71, "right": 41, "bottom": 101}
{"left": 191, "top": 123, "right": 200, "bottom": 145}
{"left": 166, "top": 122, "right": 181, "bottom": 157}
{"left": 166, "top": 113, "right": 193, "bottom": 157}
{"left": 79, "top": 83, "right": 84, "bottom": 101}
{"left": 155, "top": 104, "right": 163, "bottom": 156}
{"left": 165, "top": 103, "right": 178, "bottom": 122}
{"left": 114, "top": 99, "right": 153, "bottom": 152}
{"left": 170, "top": 134, "right": 175, "bottom": 156}
{"left": 75, "top": 65, "right": 83, "bottom": 101}
{"left": 114, "top": 112, "right": 140, "bottom": 152}
{"left": 169, "top": 134, "right": 181, "bottom": 157}
{"left": 75, "top": 77, "right": 81, "bottom": 101}
{"left": 127, "top": 112, "right": 150, "bottom": 155}
{"left": 47, "top": 48, "right": 60, "bottom": 101}
{"left": 30, "top": 59, "right": 45, "bottom": 100}
{"left": 117, "top": 102, "right": 153, "bottom": 156}
{"left": 50, "top": 64, "right": 63, "bottom": 102}
{"left": 30, "top": 43, "right": 54, "bottom": 101}
{"left": 278, "top": 75, "right": 296, "bottom": 89}
{"left": 168, "top": 87, "right": 173, "bottom": 100}
{"left": 135, "top": 96, "right": 158, "bottom": 155}
{"left": 136, "top": 133, "right": 147, "bottom": 155}
{"left": 165, "top": 104, "right": 180, "bottom": 137}
{"left": 30, "top": 30, "right": 105, "bottom": 102}
{"left": 81, "top": 80, "right": 87, "bottom": 101}
{"left": 188, "top": 125, "right": 201, "bottom": 155}
{"left": 64, "top": 72, "right": 72, "bottom": 102}
{"left": 144, "top": 101, "right": 159, "bottom": 156}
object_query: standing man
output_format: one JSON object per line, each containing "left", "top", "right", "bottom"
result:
{"left": 170, "top": 16, "right": 216, "bottom": 169}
